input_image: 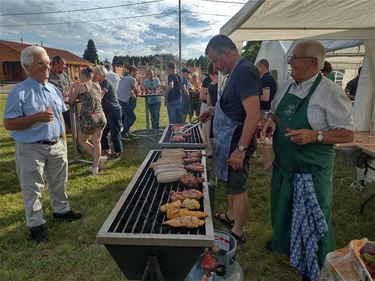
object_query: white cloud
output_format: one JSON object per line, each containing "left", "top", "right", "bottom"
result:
{"left": 0, "top": 0, "right": 245, "bottom": 61}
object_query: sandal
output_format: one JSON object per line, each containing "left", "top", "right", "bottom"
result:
{"left": 214, "top": 210, "right": 235, "bottom": 228}
{"left": 229, "top": 231, "right": 246, "bottom": 244}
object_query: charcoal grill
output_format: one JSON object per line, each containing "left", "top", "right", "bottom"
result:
{"left": 96, "top": 150, "right": 214, "bottom": 281}
{"left": 158, "top": 124, "right": 207, "bottom": 149}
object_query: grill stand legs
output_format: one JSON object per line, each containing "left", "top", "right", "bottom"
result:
{"left": 141, "top": 251, "right": 165, "bottom": 281}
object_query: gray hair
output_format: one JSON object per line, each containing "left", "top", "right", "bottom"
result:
{"left": 94, "top": 65, "right": 107, "bottom": 78}
{"left": 20, "top": 46, "right": 48, "bottom": 73}
{"left": 205, "top": 34, "right": 237, "bottom": 55}
{"left": 295, "top": 40, "right": 326, "bottom": 69}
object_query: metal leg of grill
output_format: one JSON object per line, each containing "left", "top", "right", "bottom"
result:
{"left": 141, "top": 251, "right": 165, "bottom": 281}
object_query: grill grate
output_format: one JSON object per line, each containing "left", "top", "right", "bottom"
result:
{"left": 108, "top": 151, "right": 206, "bottom": 235}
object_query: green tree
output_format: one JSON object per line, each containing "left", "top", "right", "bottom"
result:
{"left": 241, "top": 41, "right": 262, "bottom": 63}
{"left": 83, "top": 39, "right": 99, "bottom": 64}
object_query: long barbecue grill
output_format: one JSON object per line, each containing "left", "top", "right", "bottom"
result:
{"left": 97, "top": 150, "right": 214, "bottom": 281}
{"left": 158, "top": 124, "right": 207, "bottom": 149}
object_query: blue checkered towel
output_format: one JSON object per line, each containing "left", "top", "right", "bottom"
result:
{"left": 290, "top": 173, "right": 328, "bottom": 281}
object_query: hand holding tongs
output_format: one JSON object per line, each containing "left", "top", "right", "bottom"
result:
{"left": 268, "top": 112, "right": 291, "bottom": 132}
{"left": 182, "top": 122, "right": 202, "bottom": 133}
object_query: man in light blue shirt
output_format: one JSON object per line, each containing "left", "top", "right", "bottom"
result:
{"left": 4, "top": 46, "right": 82, "bottom": 244}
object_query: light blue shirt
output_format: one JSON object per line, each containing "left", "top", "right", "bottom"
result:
{"left": 4, "top": 77, "right": 67, "bottom": 143}
{"left": 143, "top": 77, "right": 161, "bottom": 104}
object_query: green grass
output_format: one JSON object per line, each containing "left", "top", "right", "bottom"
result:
{"left": 0, "top": 94, "right": 374, "bottom": 281}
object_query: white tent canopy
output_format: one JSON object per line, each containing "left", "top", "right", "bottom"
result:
{"left": 220, "top": 0, "right": 375, "bottom": 131}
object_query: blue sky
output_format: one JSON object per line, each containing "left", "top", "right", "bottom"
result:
{"left": 0, "top": 0, "right": 246, "bottom": 61}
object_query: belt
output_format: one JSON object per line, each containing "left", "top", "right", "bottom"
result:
{"left": 34, "top": 139, "right": 59, "bottom": 145}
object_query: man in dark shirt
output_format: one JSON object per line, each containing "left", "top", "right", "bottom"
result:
{"left": 256, "top": 59, "right": 278, "bottom": 169}
{"left": 166, "top": 61, "right": 186, "bottom": 124}
{"left": 256, "top": 59, "right": 278, "bottom": 111}
{"left": 201, "top": 35, "right": 261, "bottom": 243}
{"left": 345, "top": 66, "right": 361, "bottom": 101}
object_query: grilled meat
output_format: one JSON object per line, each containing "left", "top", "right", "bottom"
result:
{"left": 180, "top": 174, "right": 204, "bottom": 187}
{"left": 186, "top": 151, "right": 202, "bottom": 158}
{"left": 170, "top": 135, "right": 185, "bottom": 142}
{"left": 160, "top": 200, "right": 182, "bottom": 212}
{"left": 162, "top": 216, "right": 205, "bottom": 228}
{"left": 185, "top": 162, "right": 204, "bottom": 172}
{"left": 182, "top": 198, "right": 200, "bottom": 210}
{"left": 170, "top": 189, "right": 203, "bottom": 202}
{"left": 166, "top": 208, "right": 208, "bottom": 219}
{"left": 184, "top": 157, "right": 201, "bottom": 164}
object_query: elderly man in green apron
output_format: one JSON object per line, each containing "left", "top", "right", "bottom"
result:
{"left": 201, "top": 35, "right": 261, "bottom": 243}
{"left": 263, "top": 40, "right": 354, "bottom": 281}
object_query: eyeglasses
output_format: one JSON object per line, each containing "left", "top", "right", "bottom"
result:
{"left": 287, "top": 56, "right": 316, "bottom": 63}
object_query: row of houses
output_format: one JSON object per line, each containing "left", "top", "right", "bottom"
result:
{"left": 0, "top": 39, "right": 93, "bottom": 82}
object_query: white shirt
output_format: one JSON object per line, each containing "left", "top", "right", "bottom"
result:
{"left": 271, "top": 74, "right": 354, "bottom": 131}
{"left": 107, "top": 71, "right": 121, "bottom": 90}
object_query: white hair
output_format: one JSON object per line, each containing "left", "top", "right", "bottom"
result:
{"left": 94, "top": 65, "right": 108, "bottom": 78}
{"left": 20, "top": 46, "right": 48, "bottom": 73}
{"left": 295, "top": 40, "right": 326, "bottom": 69}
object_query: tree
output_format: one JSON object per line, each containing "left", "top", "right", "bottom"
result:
{"left": 83, "top": 39, "right": 99, "bottom": 64}
{"left": 241, "top": 41, "right": 262, "bottom": 63}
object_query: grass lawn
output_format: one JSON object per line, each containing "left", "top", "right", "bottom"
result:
{"left": 0, "top": 94, "right": 374, "bottom": 281}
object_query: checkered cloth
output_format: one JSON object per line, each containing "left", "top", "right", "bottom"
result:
{"left": 290, "top": 173, "right": 328, "bottom": 281}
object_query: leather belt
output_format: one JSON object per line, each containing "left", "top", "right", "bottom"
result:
{"left": 34, "top": 139, "right": 59, "bottom": 145}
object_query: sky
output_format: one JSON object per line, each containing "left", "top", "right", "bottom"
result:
{"left": 0, "top": 0, "right": 247, "bottom": 62}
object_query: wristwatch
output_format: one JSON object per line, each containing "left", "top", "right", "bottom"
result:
{"left": 237, "top": 145, "right": 247, "bottom": 152}
{"left": 317, "top": 131, "right": 324, "bottom": 142}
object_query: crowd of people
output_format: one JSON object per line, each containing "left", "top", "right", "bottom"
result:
{"left": 3, "top": 35, "right": 362, "bottom": 281}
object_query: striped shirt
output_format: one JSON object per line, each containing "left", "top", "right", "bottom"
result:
{"left": 271, "top": 73, "right": 354, "bottom": 131}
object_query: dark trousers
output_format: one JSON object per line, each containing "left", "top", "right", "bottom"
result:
{"left": 119, "top": 100, "right": 136, "bottom": 136}
{"left": 101, "top": 106, "right": 123, "bottom": 153}
{"left": 63, "top": 110, "right": 71, "bottom": 130}
{"left": 148, "top": 102, "right": 161, "bottom": 129}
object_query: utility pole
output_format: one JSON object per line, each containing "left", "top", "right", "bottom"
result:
{"left": 179, "top": 0, "right": 182, "bottom": 74}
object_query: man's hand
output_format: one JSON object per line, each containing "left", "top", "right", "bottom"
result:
{"left": 285, "top": 129, "right": 317, "bottom": 145}
{"left": 261, "top": 117, "right": 276, "bottom": 138}
{"left": 37, "top": 109, "right": 55, "bottom": 123}
{"left": 227, "top": 149, "right": 246, "bottom": 170}
{"left": 199, "top": 107, "right": 214, "bottom": 123}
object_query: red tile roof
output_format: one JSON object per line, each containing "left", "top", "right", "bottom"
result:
{"left": 0, "top": 39, "right": 92, "bottom": 65}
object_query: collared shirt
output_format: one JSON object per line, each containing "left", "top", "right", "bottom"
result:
{"left": 4, "top": 77, "right": 67, "bottom": 143}
{"left": 271, "top": 74, "right": 354, "bottom": 131}
{"left": 117, "top": 75, "right": 136, "bottom": 102}
{"left": 49, "top": 70, "right": 70, "bottom": 97}
{"left": 143, "top": 77, "right": 161, "bottom": 104}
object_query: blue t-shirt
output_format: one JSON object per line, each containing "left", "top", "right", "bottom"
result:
{"left": 143, "top": 77, "right": 161, "bottom": 104}
{"left": 4, "top": 77, "right": 67, "bottom": 143}
{"left": 167, "top": 74, "right": 182, "bottom": 102}
{"left": 220, "top": 59, "right": 261, "bottom": 122}
{"left": 260, "top": 72, "right": 278, "bottom": 110}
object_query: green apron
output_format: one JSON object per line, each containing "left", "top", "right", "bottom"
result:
{"left": 271, "top": 73, "right": 336, "bottom": 268}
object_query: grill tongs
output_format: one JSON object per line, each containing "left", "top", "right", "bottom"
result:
{"left": 178, "top": 116, "right": 200, "bottom": 132}
{"left": 182, "top": 121, "right": 202, "bottom": 133}
{"left": 268, "top": 112, "right": 291, "bottom": 132}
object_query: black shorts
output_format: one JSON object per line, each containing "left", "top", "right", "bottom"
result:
{"left": 224, "top": 127, "right": 256, "bottom": 195}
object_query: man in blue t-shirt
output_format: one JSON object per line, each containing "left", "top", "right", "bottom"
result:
{"left": 165, "top": 61, "right": 186, "bottom": 124}
{"left": 256, "top": 59, "right": 278, "bottom": 111}
{"left": 201, "top": 35, "right": 261, "bottom": 243}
